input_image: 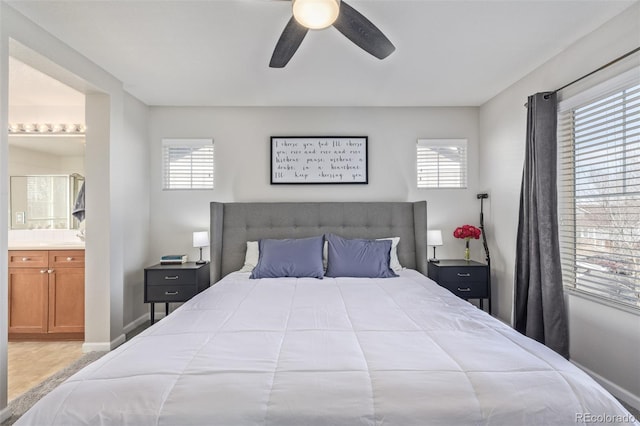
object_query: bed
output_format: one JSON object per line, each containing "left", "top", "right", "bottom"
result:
{"left": 15, "top": 201, "right": 638, "bottom": 425}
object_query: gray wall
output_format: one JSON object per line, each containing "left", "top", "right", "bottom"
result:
{"left": 147, "top": 106, "right": 486, "bottom": 267}
{"left": 122, "top": 93, "right": 150, "bottom": 329}
{"left": 479, "top": 3, "right": 640, "bottom": 408}
{"left": 8, "top": 144, "right": 84, "bottom": 176}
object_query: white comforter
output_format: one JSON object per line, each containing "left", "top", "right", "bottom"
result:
{"left": 16, "top": 270, "right": 638, "bottom": 426}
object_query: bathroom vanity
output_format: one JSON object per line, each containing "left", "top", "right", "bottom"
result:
{"left": 8, "top": 246, "right": 85, "bottom": 341}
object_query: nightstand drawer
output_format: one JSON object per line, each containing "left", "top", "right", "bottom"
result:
{"left": 144, "top": 262, "right": 210, "bottom": 324}
{"left": 438, "top": 280, "right": 487, "bottom": 299}
{"left": 427, "top": 260, "right": 490, "bottom": 311}
{"left": 146, "top": 269, "right": 197, "bottom": 286}
{"left": 145, "top": 284, "right": 198, "bottom": 302}
{"left": 439, "top": 266, "right": 486, "bottom": 283}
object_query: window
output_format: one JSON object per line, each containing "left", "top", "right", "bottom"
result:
{"left": 417, "top": 139, "right": 467, "bottom": 188}
{"left": 558, "top": 71, "right": 640, "bottom": 309}
{"left": 162, "top": 139, "right": 214, "bottom": 190}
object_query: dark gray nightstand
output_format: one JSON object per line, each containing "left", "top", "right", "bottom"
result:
{"left": 144, "top": 262, "right": 210, "bottom": 324}
{"left": 427, "top": 259, "right": 491, "bottom": 314}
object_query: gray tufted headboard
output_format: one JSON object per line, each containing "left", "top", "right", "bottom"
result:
{"left": 209, "top": 201, "right": 428, "bottom": 283}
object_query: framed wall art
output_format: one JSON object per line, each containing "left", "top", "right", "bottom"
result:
{"left": 271, "top": 136, "right": 368, "bottom": 184}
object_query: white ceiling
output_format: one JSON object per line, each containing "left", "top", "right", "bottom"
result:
{"left": 6, "top": 0, "right": 639, "bottom": 107}
{"left": 9, "top": 57, "right": 84, "bottom": 107}
{"left": 8, "top": 58, "right": 85, "bottom": 156}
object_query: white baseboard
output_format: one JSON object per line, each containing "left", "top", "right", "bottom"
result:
{"left": 0, "top": 405, "right": 12, "bottom": 423}
{"left": 123, "top": 313, "right": 150, "bottom": 335}
{"left": 82, "top": 333, "right": 126, "bottom": 353}
{"left": 80, "top": 311, "right": 157, "bottom": 353}
{"left": 82, "top": 341, "right": 110, "bottom": 352}
{"left": 571, "top": 360, "right": 640, "bottom": 410}
{"left": 110, "top": 333, "right": 126, "bottom": 349}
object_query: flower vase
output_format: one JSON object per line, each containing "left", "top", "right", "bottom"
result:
{"left": 464, "top": 240, "right": 470, "bottom": 261}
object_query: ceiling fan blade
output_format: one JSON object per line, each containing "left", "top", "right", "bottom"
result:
{"left": 270, "top": 16, "right": 309, "bottom": 68}
{"left": 333, "top": 1, "right": 395, "bottom": 60}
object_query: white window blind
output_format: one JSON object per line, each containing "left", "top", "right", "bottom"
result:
{"left": 558, "top": 75, "right": 640, "bottom": 309}
{"left": 162, "top": 139, "right": 214, "bottom": 190}
{"left": 417, "top": 139, "right": 467, "bottom": 188}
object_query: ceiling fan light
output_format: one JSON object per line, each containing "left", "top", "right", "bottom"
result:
{"left": 292, "top": 0, "right": 340, "bottom": 30}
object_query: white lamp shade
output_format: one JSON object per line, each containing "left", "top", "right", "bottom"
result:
{"left": 193, "top": 231, "right": 209, "bottom": 248}
{"left": 427, "top": 230, "right": 443, "bottom": 246}
{"left": 292, "top": 0, "right": 340, "bottom": 29}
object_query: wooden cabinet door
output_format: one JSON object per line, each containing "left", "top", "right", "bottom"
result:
{"left": 8, "top": 268, "right": 49, "bottom": 334}
{"left": 48, "top": 267, "right": 85, "bottom": 334}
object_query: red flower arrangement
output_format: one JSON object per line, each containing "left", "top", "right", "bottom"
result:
{"left": 453, "top": 224, "right": 481, "bottom": 240}
{"left": 453, "top": 225, "right": 481, "bottom": 261}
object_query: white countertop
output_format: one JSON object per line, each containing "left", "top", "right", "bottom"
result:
{"left": 8, "top": 242, "right": 85, "bottom": 250}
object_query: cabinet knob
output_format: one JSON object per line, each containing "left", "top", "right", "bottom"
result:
{"left": 66, "top": 257, "right": 74, "bottom": 261}
{"left": 22, "top": 257, "right": 29, "bottom": 261}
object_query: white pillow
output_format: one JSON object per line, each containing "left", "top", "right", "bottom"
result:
{"left": 323, "top": 240, "right": 328, "bottom": 270}
{"left": 378, "top": 237, "right": 403, "bottom": 272}
{"left": 239, "top": 241, "right": 259, "bottom": 272}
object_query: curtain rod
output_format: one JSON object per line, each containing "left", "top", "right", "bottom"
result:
{"left": 524, "top": 46, "right": 640, "bottom": 107}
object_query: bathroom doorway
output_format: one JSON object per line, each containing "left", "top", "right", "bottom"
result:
{"left": 6, "top": 55, "right": 86, "bottom": 402}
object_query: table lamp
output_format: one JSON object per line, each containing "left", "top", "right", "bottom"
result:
{"left": 427, "top": 229, "right": 443, "bottom": 263}
{"left": 193, "top": 231, "right": 209, "bottom": 264}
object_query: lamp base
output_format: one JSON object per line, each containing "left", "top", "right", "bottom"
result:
{"left": 195, "top": 247, "right": 207, "bottom": 265}
{"left": 429, "top": 247, "right": 440, "bottom": 263}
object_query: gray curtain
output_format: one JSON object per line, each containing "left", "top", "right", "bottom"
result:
{"left": 514, "top": 92, "right": 569, "bottom": 358}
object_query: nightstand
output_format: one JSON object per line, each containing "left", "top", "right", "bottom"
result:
{"left": 144, "top": 262, "right": 210, "bottom": 324}
{"left": 427, "top": 259, "right": 490, "bottom": 314}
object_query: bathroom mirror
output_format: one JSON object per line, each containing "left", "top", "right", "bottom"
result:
{"left": 9, "top": 174, "right": 84, "bottom": 230}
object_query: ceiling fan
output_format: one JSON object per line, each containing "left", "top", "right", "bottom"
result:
{"left": 269, "top": 0, "right": 396, "bottom": 68}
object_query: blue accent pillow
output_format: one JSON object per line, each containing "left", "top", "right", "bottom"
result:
{"left": 324, "top": 234, "right": 398, "bottom": 278}
{"left": 250, "top": 236, "right": 324, "bottom": 279}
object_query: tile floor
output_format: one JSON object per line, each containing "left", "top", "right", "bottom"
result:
{"left": 7, "top": 341, "right": 84, "bottom": 401}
